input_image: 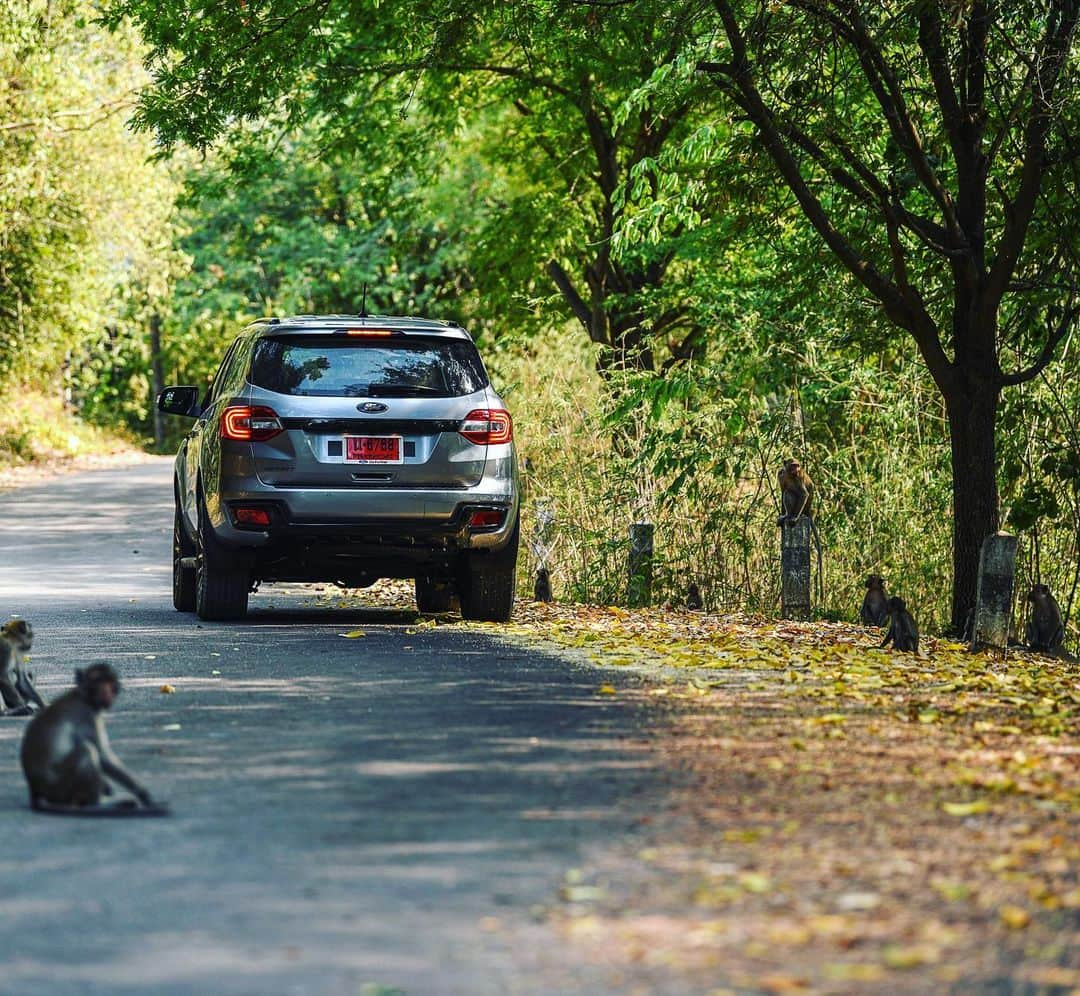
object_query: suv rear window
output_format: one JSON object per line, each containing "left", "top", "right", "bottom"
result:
{"left": 248, "top": 335, "right": 489, "bottom": 398}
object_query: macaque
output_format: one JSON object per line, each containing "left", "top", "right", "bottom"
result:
{"left": 880, "top": 596, "right": 919, "bottom": 653}
{"left": 533, "top": 567, "right": 553, "bottom": 603}
{"left": 860, "top": 576, "right": 889, "bottom": 626}
{"left": 777, "top": 459, "right": 814, "bottom": 525}
{"left": 21, "top": 663, "right": 167, "bottom": 817}
{"left": 1025, "top": 584, "right": 1065, "bottom": 653}
{"left": 686, "top": 583, "right": 703, "bottom": 611}
{"left": 0, "top": 619, "right": 45, "bottom": 717}
{"left": 776, "top": 459, "right": 824, "bottom": 600}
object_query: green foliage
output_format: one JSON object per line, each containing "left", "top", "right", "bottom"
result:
{"left": 0, "top": 1, "right": 178, "bottom": 407}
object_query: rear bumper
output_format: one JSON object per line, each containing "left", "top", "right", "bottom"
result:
{"left": 209, "top": 474, "right": 518, "bottom": 552}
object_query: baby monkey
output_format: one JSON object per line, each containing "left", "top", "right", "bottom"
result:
{"left": 533, "top": 567, "right": 553, "bottom": 602}
{"left": 21, "top": 663, "right": 167, "bottom": 817}
{"left": 860, "top": 576, "right": 889, "bottom": 627}
{"left": 1025, "top": 583, "right": 1065, "bottom": 653}
{"left": 0, "top": 619, "right": 45, "bottom": 717}
{"left": 880, "top": 597, "right": 919, "bottom": 653}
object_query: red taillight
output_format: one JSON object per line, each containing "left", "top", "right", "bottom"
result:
{"left": 459, "top": 409, "right": 512, "bottom": 445}
{"left": 220, "top": 405, "right": 283, "bottom": 442}
{"left": 468, "top": 509, "right": 505, "bottom": 529}
{"left": 234, "top": 507, "right": 272, "bottom": 527}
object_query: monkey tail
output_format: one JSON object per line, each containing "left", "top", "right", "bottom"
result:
{"left": 31, "top": 798, "right": 171, "bottom": 818}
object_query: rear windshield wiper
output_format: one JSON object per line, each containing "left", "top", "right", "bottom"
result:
{"left": 366, "top": 384, "right": 444, "bottom": 397}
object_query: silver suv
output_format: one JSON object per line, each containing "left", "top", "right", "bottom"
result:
{"left": 158, "top": 315, "right": 520, "bottom": 622}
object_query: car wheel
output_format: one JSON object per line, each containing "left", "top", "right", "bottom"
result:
{"left": 195, "top": 497, "right": 249, "bottom": 621}
{"left": 415, "top": 577, "right": 456, "bottom": 614}
{"left": 458, "top": 516, "right": 519, "bottom": 623}
{"left": 172, "top": 499, "right": 196, "bottom": 613}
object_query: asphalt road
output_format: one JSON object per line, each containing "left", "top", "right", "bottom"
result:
{"left": 0, "top": 459, "right": 668, "bottom": 996}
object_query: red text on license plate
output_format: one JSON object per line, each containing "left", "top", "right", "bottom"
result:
{"left": 345, "top": 436, "right": 401, "bottom": 462}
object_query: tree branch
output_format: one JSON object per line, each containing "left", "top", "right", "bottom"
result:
{"left": 985, "top": 2, "right": 1079, "bottom": 311}
{"left": 704, "top": 1, "right": 954, "bottom": 387}
{"left": 915, "top": 0, "right": 964, "bottom": 160}
{"left": 788, "top": 0, "right": 964, "bottom": 242}
{"left": 547, "top": 259, "right": 602, "bottom": 341}
{"left": 1000, "top": 303, "right": 1078, "bottom": 386}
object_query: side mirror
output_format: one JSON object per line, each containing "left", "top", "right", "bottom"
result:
{"left": 157, "top": 386, "right": 202, "bottom": 417}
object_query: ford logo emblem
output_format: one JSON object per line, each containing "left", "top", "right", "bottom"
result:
{"left": 358, "top": 402, "right": 389, "bottom": 413}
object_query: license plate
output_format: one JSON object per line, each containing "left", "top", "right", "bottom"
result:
{"left": 344, "top": 435, "right": 403, "bottom": 464}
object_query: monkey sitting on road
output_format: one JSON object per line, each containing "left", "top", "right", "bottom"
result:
{"left": 860, "top": 576, "right": 889, "bottom": 627}
{"left": 1025, "top": 584, "right": 1065, "bottom": 653}
{"left": 880, "top": 596, "right": 919, "bottom": 653}
{"left": 21, "top": 663, "right": 168, "bottom": 817}
{"left": 0, "top": 619, "right": 45, "bottom": 717}
{"left": 686, "top": 583, "right": 703, "bottom": 611}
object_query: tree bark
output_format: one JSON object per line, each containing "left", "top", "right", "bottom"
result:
{"left": 944, "top": 383, "right": 1000, "bottom": 634}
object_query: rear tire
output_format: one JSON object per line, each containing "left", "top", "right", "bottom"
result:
{"left": 458, "top": 516, "right": 519, "bottom": 623}
{"left": 195, "top": 497, "right": 249, "bottom": 621}
{"left": 415, "top": 578, "right": 456, "bottom": 614}
{"left": 172, "top": 499, "right": 196, "bottom": 613}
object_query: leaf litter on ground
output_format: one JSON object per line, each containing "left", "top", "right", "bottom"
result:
{"left": 473, "top": 599, "right": 1079, "bottom": 991}
{"left": 325, "top": 582, "right": 1078, "bottom": 990}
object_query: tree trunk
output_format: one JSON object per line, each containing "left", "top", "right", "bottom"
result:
{"left": 149, "top": 312, "right": 165, "bottom": 448}
{"left": 944, "top": 385, "right": 1001, "bottom": 634}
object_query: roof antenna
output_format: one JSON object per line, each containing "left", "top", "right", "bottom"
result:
{"left": 359, "top": 283, "right": 369, "bottom": 318}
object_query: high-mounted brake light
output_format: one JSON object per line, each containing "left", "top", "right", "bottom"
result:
{"left": 220, "top": 405, "right": 283, "bottom": 442}
{"left": 345, "top": 329, "right": 395, "bottom": 337}
{"left": 459, "top": 409, "right": 513, "bottom": 445}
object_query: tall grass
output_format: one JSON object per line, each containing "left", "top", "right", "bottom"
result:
{"left": 492, "top": 323, "right": 1076, "bottom": 644}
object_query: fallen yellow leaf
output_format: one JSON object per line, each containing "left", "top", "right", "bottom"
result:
{"left": 999, "top": 905, "right": 1031, "bottom": 929}
{"left": 942, "top": 800, "right": 991, "bottom": 816}
{"left": 883, "top": 944, "right": 940, "bottom": 969}
{"left": 159, "top": 684, "right": 176, "bottom": 694}
{"left": 339, "top": 630, "right": 366, "bottom": 638}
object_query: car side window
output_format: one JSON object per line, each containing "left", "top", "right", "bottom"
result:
{"left": 219, "top": 337, "right": 253, "bottom": 396}
{"left": 203, "top": 338, "right": 242, "bottom": 409}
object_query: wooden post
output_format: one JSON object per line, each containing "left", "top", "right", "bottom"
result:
{"left": 970, "top": 531, "right": 1017, "bottom": 651}
{"left": 530, "top": 500, "right": 556, "bottom": 602}
{"left": 628, "top": 522, "right": 654, "bottom": 608}
{"left": 780, "top": 517, "right": 811, "bottom": 620}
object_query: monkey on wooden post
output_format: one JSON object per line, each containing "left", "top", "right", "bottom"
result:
{"left": 776, "top": 459, "right": 824, "bottom": 601}
{"left": 860, "top": 576, "right": 889, "bottom": 627}
{"left": 880, "top": 596, "right": 919, "bottom": 653}
{"left": 0, "top": 619, "right": 45, "bottom": 717}
{"left": 21, "top": 663, "right": 168, "bottom": 817}
{"left": 1025, "top": 584, "right": 1065, "bottom": 653}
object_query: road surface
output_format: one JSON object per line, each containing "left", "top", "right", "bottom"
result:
{"left": 0, "top": 459, "right": 671, "bottom": 995}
